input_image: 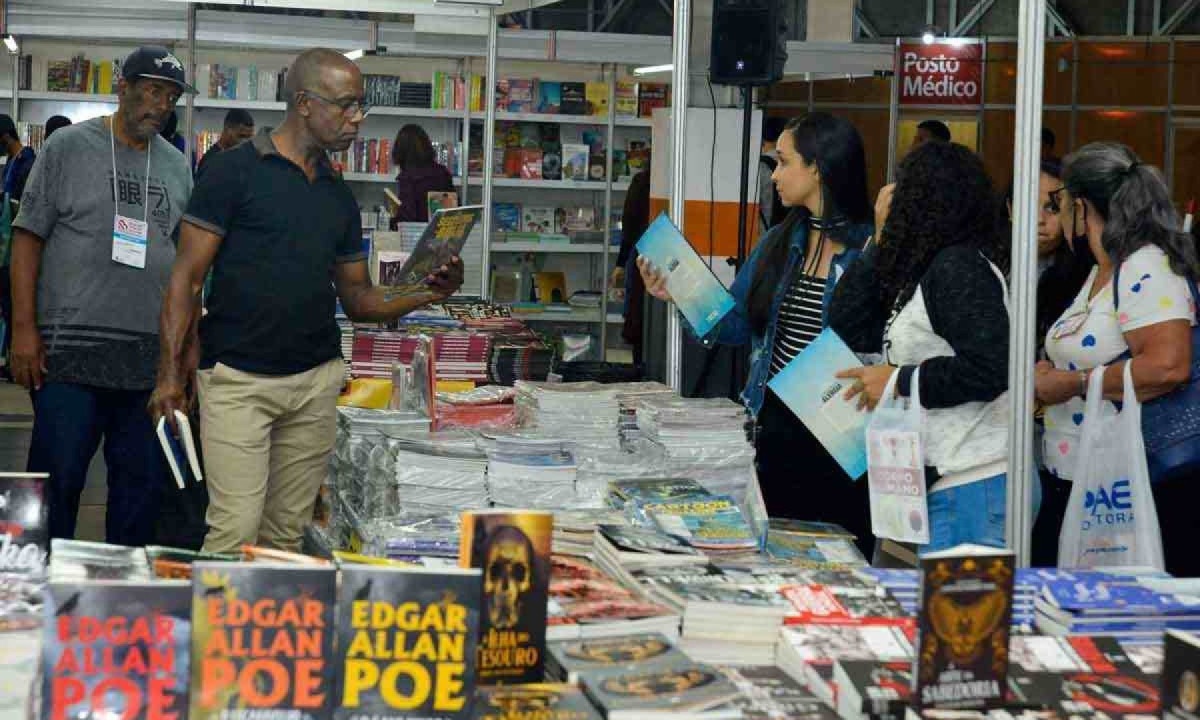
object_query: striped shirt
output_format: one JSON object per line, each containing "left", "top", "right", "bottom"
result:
{"left": 769, "top": 272, "right": 827, "bottom": 376}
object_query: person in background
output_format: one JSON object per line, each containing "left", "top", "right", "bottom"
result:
{"left": 44, "top": 115, "right": 71, "bottom": 140}
{"left": 638, "top": 113, "right": 876, "bottom": 553}
{"left": 831, "top": 141, "right": 1017, "bottom": 555}
{"left": 1035, "top": 142, "right": 1199, "bottom": 575}
{"left": 160, "top": 110, "right": 187, "bottom": 154}
{"left": 150, "top": 48, "right": 463, "bottom": 554}
{"left": 0, "top": 114, "right": 36, "bottom": 381}
{"left": 912, "top": 119, "right": 951, "bottom": 149}
{"left": 196, "top": 108, "right": 255, "bottom": 176}
{"left": 390, "top": 123, "right": 455, "bottom": 225}
{"left": 1042, "top": 127, "right": 1058, "bottom": 162}
{"left": 1006, "top": 159, "right": 1096, "bottom": 566}
{"left": 757, "top": 116, "right": 787, "bottom": 234}
{"left": 613, "top": 168, "right": 650, "bottom": 365}
{"left": 10, "top": 45, "right": 194, "bottom": 544}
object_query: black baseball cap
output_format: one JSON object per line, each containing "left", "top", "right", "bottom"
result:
{"left": 121, "top": 45, "right": 197, "bottom": 95}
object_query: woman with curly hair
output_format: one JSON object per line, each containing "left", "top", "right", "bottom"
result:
{"left": 831, "top": 141, "right": 1016, "bottom": 554}
{"left": 637, "top": 113, "right": 875, "bottom": 551}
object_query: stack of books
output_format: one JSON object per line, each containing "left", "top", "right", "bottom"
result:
{"left": 1034, "top": 571, "right": 1200, "bottom": 642}
{"left": 548, "top": 556, "right": 680, "bottom": 641}
{"left": 515, "top": 380, "right": 623, "bottom": 451}
{"left": 776, "top": 624, "right": 915, "bottom": 708}
{"left": 636, "top": 395, "right": 756, "bottom": 502}
{"left": 389, "top": 430, "right": 490, "bottom": 511}
{"left": 483, "top": 436, "right": 580, "bottom": 508}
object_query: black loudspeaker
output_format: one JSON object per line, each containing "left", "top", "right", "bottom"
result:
{"left": 709, "top": 0, "right": 789, "bottom": 86}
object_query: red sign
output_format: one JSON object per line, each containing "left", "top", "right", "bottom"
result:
{"left": 898, "top": 42, "right": 983, "bottom": 106}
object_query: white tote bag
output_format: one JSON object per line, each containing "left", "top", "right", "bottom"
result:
{"left": 866, "top": 368, "right": 930, "bottom": 544}
{"left": 1058, "top": 363, "right": 1164, "bottom": 570}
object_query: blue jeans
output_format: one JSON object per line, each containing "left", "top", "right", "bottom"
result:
{"left": 923, "top": 473, "right": 1043, "bottom": 556}
{"left": 27, "top": 383, "right": 168, "bottom": 546}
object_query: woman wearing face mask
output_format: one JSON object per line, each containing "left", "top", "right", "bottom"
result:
{"left": 1007, "top": 160, "right": 1097, "bottom": 566}
{"left": 1035, "top": 143, "right": 1199, "bottom": 574}
{"left": 830, "top": 141, "right": 1015, "bottom": 554}
{"left": 637, "top": 113, "right": 874, "bottom": 552}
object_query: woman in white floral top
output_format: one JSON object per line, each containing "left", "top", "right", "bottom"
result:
{"left": 1034, "top": 142, "right": 1199, "bottom": 573}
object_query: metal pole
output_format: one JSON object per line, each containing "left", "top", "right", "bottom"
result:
{"left": 736, "top": 86, "right": 752, "bottom": 271}
{"left": 666, "top": 0, "right": 690, "bottom": 392}
{"left": 481, "top": 10, "right": 498, "bottom": 299}
{"left": 602, "top": 64, "right": 616, "bottom": 357}
{"left": 886, "top": 38, "right": 900, "bottom": 182}
{"left": 1007, "top": 0, "right": 1046, "bottom": 567}
{"left": 184, "top": 3, "right": 196, "bottom": 163}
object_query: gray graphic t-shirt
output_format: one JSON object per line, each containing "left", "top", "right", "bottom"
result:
{"left": 14, "top": 117, "right": 193, "bottom": 390}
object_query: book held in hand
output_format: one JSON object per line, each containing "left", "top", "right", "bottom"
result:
{"left": 336, "top": 564, "right": 482, "bottom": 720}
{"left": 915, "top": 544, "right": 1015, "bottom": 710}
{"left": 636, "top": 212, "right": 736, "bottom": 339}
{"left": 157, "top": 411, "right": 203, "bottom": 489}
{"left": 459, "top": 510, "right": 553, "bottom": 685}
{"left": 381, "top": 206, "right": 482, "bottom": 298}
{"left": 767, "top": 327, "right": 868, "bottom": 479}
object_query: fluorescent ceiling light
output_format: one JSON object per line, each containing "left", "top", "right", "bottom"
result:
{"left": 633, "top": 64, "right": 673, "bottom": 76}
{"left": 4, "top": 36, "right": 18, "bottom": 55}
{"left": 344, "top": 49, "right": 365, "bottom": 60}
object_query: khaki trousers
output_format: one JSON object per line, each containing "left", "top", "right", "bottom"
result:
{"left": 196, "top": 358, "right": 343, "bottom": 553}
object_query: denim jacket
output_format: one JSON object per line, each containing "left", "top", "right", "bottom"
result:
{"left": 688, "top": 219, "right": 873, "bottom": 417}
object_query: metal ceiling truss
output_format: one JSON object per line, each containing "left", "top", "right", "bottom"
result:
{"left": 1158, "top": 0, "right": 1200, "bottom": 34}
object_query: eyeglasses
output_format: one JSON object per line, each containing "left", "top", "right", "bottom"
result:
{"left": 1046, "top": 186, "right": 1067, "bottom": 214}
{"left": 302, "top": 90, "right": 370, "bottom": 118}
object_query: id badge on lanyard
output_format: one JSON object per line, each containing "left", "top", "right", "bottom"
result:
{"left": 110, "top": 116, "right": 151, "bottom": 269}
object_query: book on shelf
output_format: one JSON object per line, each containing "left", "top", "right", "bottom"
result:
{"left": 588, "top": 153, "right": 607, "bottom": 181}
{"left": 522, "top": 206, "right": 556, "bottom": 234}
{"left": 335, "top": 564, "right": 482, "bottom": 720}
{"left": 635, "top": 212, "right": 736, "bottom": 338}
{"left": 615, "top": 81, "right": 639, "bottom": 119}
{"left": 533, "top": 272, "right": 568, "bottom": 304}
{"left": 507, "top": 79, "right": 535, "bottom": 113}
{"left": 627, "top": 141, "right": 651, "bottom": 175}
{"left": 560, "top": 82, "right": 587, "bottom": 115}
{"left": 459, "top": 510, "right": 553, "bottom": 685}
{"left": 493, "top": 79, "right": 510, "bottom": 111}
{"left": 914, "top": 544, "right": 1015, "bottom": 710}
{"left": 494, "top": 203, "right": 522, "bottom": 232}
{"left": 189, "top": 562, "right": 337, "bottom": 720}
{"left": 638, "top": 82, "right": 669, "bottom": 118}
{"left": 585, "top": 82, "right": 610, "bottom": 117}
{"left": 562, "top": 143, "right": 590, "bottom": 181}
{"left": 43, "top": 579, "right": 192, "bottom": 720}
{"left": 538, "top": 81, "right": 562, "bottom": 114}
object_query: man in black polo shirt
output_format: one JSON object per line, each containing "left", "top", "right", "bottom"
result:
{"left": 150, "top": 48, "right": 462, "bottom": 553}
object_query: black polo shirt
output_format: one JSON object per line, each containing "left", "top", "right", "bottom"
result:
{"left": 183, "top": 132, "right": 366, "bottom": 375}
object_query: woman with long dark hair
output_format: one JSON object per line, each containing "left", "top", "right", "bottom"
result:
{"left": 1035, "top": 143, "right": 1199, "bottom": 574}
{"left": 831, "top": 141, "right": 1016, "bottom": 554}
{"left": 638, "top": 112, "right": 875, "bottom": 551}
{"left": 391, "top": 123, "right": 455, "bottom": 224}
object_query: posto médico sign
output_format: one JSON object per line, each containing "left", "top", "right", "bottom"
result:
{"left": 898, "top": 42, "right": 983, "bottom": 106}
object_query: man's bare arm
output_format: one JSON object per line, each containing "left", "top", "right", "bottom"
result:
{"left": 9, "top": 228, "right": 46, "bottom": 390}
{"left": 333, "top": 256, "right": 464, "bottom": 322}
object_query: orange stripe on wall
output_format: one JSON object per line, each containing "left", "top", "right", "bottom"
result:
{"left": 649, "top": 198, "right": 762, "bottom": 258}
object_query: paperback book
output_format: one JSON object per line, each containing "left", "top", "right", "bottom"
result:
{"left": 472, "top": 683, "right": 601, "bottom": 720}
{"left": 915, "top": 545, "right": 1015, "bottom": 710}
{"left": 636, "top": 212, "right": 736, "bottom": 338}
{"left": 643, "top": 495, "right": 758, "bottom": 551}
{"left": 189, "top": 562, "right": 337, "bottom": 720}
{"left": 0, "top": 473, "right": 48, "bottom": 576}
{"left": 380, "top": 206, "right": 482, "bottom": 298}
{"left": 335, "top": 564, "right": 482, "bottom": 720}
{"left": 42, "top": 579, "right": 192, "bottom": 720}
{"left": 766, "top": 327, "right": 868, "bottom": 479}
{"left": 547, "top": 632, "right": 690, "bottom": 683}
{"left": 580, "top": 663, "right": 741, "bottom": 719}
{"left": 459, "top": 510, "right": 553, "bottom": 684}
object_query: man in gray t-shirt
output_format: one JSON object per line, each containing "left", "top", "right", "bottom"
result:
{"left": 10, "top": 45, "right": 195, "bottom": 545}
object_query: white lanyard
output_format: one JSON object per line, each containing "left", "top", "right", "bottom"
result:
{"left": 109, "top": 115, "right": 151, "bottom": 226}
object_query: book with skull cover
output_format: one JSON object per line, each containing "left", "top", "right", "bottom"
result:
{"left": 335, "top": 564, "right": 482, "bottom": 720}
{"left": 471, "top": 683, "right": 602, "bottom": 720}
{"left": 42, "top": 579, "right": 192, "bottom": 720}
{"left": 1162, "top": 630, "right": 1200, "bottom": 720}
{"left": 189, "top": 562, "right": 337, "bottom": 720}
{"left": 459, "top": 510, "right": 552, "bottom": 685}
{"left": 915, "top": 545, "right": 1015, "bottom": 710}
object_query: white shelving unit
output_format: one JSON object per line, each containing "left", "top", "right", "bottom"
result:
{"left": 491, "top": 241, "right": 605, "bottom": 254}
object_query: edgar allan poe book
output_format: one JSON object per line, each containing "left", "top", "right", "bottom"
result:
{"left": 459, "top": 510, "right": 552, "bottom": 685}
{"left": 336, "top": 564, "right": 482, "bottom": 720}
{"left": 189, "top": 562, "right": 336, "bottom": 720}
{"left": 42, "top": 579, "right": 191, "bottom": 720}
{"left": 915, "top": 546, "right": 1015, "bottom": 710}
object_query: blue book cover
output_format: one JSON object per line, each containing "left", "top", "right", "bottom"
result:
{"left": 643, "top": 495, "right": 757, "bottom": 550}
{"left": 537, "top": 81, "right": 561, "bottom": 113}
{"left": 494, "top": 202, "right": 522, "bottom": 232}
{"left": 766, "top": 328, "right": 868, "bottom": 479}
{"left": 1040, "top": 580, "right": 1200, "bottom": 616}
{"left": 635, "top": 213, "right": 735, "bottom": 338}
